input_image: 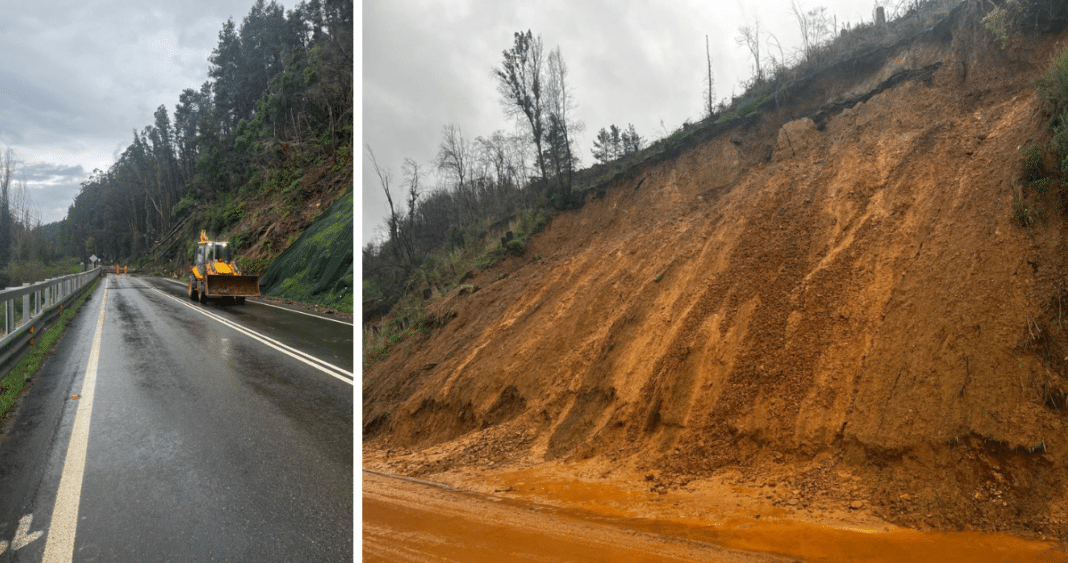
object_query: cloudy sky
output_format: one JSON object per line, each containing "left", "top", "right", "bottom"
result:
{"left": 362, "top": 0, "right": 888, "bottom": 245}
{"left": 0, "top": 0, "right": 271, "bottom": 226}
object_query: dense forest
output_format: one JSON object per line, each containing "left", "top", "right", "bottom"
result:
{"left": 53, "top": 0, "right": 353, "bottom": 273}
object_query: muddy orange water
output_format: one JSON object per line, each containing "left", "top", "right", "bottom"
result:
{"left": 363, "top": 469, "right": 1067, "bottom": 563}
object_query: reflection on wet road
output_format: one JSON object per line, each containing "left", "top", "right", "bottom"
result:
{"left": 144, "top": 276, "right": 353, "bottom": 373}
{"left": 0, "top": 274, "right": 352, "bottom": 562}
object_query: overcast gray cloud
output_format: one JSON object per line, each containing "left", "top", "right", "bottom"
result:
{"left": 0, "top": 0, "right": 273, "bottom": 225}
{"left": 19, "top": 162, "right": 85, "bottom": 183}
{"left": 362, "top": 0, "right": 879, "bottom": 245}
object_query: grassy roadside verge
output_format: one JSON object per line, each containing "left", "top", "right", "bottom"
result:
{"left": 0, "top": 277, "right": 101, "bottom": 420}
{"left": 2, "top": 259, "right": 86, "bottom": 287}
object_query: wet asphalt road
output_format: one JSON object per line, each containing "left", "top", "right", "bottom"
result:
{"left": 0, "top": 274, "right": 353, "bottom": 562}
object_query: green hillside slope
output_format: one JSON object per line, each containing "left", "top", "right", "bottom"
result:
{"left": 259, "top": 190, "right": 352, "bottom": 312}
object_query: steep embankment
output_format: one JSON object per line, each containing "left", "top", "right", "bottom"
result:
{"left": 364, "top": 5, "right": 1068, "bottom": 537}
{"left": 259, "top": 189, "right": 353, "bottom": 312}
{"left": 148, "top": 148, "right": 353, "bottom": 314}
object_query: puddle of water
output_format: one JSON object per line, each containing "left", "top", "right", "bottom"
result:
{"left": 492, "top": 469, "right": 1068, "bottom": 563}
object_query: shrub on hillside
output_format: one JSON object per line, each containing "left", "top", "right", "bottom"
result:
{"left": 1023, "top": 146, "right": 1046, "bottom": 183}
{"left": 1050, "top": 109, "right": 1068, "bottom": 176}
{"left": 1023, "top": 46, "right": 1068, "bottom": 221}
{"left": 517, "top": 208, "right": 549, "bottom": 237}
{"left": 172, "top": 193, "right": 195, "bottom": 220}
{"left": 985, "top": 0, "right": 1068, "bottom": 48}
{"left": 982, "top": 4, "right": 1011, "bottom": 49}
{"left": 1013, "top": 195, "right": 1036, "bottom": 227}
{"left": 1037, "top": 48, "right": 1068, "bottom": 118}
{"left": 505, "top": 239, "right": 526, "bottom": 256}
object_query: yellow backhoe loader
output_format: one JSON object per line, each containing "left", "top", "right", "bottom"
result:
{"left": 188, "top": 231, "right": 260, "bottom": 304}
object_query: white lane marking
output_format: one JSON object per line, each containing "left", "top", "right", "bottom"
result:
{"left": 42, "top": 281, "right": 108, "bottom": 562}
{"left": 161, "top": 277, "right": 354, "bottom": 326}
{"left": 244, "top": 298, "right": 354, "bottom": 326}
{"left": 12, "top": 514, "right": 43, "bottom": 550}
{"left": 149, "top": 285, "right": 354, "bottom": 385}
{"left": 0, "top": 513, "right": 42, "bottom": 555}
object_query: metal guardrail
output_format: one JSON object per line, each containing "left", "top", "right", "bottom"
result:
{"left": 0, "top": 267, "right": 102, "bottom": 371}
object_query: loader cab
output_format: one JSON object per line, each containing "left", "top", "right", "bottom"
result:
{"left": 210, "top": 242, "right": 232, "bottom": 263}
{"left": 195, "top": 242, "right": 231, "bottom": 265}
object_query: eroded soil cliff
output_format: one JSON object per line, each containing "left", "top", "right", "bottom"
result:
{"left": 365, "top": 3, "right": 1068, "bottom": 540}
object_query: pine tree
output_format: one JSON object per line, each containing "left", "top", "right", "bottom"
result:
{"left": 621, "top": 124, "right": 643, "bottom": 155}
{"left": 209, "top": 19, "right": 242, "bottom": 133}
{"left": 591, "top": 127, "right": 614, "bottom": 164}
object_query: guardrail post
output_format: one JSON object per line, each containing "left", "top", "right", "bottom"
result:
{"left": 21, "top": 283, "right": 29, "bottom": 328}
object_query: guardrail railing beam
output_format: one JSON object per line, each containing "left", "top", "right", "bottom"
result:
{"left": 0, "top": 267, "right": 101, "bottom": 344}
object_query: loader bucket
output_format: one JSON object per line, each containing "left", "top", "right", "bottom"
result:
{"left": 205, "top": 274, "right": 261, "bottom": 297}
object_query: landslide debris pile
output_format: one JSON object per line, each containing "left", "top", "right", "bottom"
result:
{"left": 365, "top": 2, "right": 1068, "bottom": 538}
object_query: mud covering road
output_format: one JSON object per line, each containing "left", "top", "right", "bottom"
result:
{"left": 362, "top": 457, "right": 1068, "bottom": 562}
{"left": 362, "top": 470, "right": 792, "bottom": 563}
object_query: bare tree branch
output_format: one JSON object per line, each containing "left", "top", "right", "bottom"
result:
{"left": 364, "top": 144, "right": 401, "bottom": 258}
{"left": 736, "top": 20, "right": 763, "bottom": 83}
{"left": 494, "top": 30, "right": 548, "bottom": 186}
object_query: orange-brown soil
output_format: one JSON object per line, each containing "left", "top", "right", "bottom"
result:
{"left": 364, "top": 3, "right": 1068, "bottom": 545}
{"left": 362, "top": 461, "right": 1065, "bottom": 562}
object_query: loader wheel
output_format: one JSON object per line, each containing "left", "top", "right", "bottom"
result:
{"left": 199, "top": 285, "right": 208, "bottom": 304}
{"left": 188, "top": 279, "right": 198, "bottom": 301}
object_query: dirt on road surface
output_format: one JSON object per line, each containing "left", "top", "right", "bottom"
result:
{"left": 363, "top": 457, "right": 1067, "bottom": 563}
{"left": 363, "top": 469, "right": 794, "bottom": 563}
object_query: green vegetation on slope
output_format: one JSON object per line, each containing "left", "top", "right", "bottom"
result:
{"left": 64, "top": 0, "right": 352, "bottom": 277}
{"left": 1012, "top": 39, "right": 1068, "bottom": 226}
{"left": 259, "top": 189, "right": 352, "bottom": 312}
